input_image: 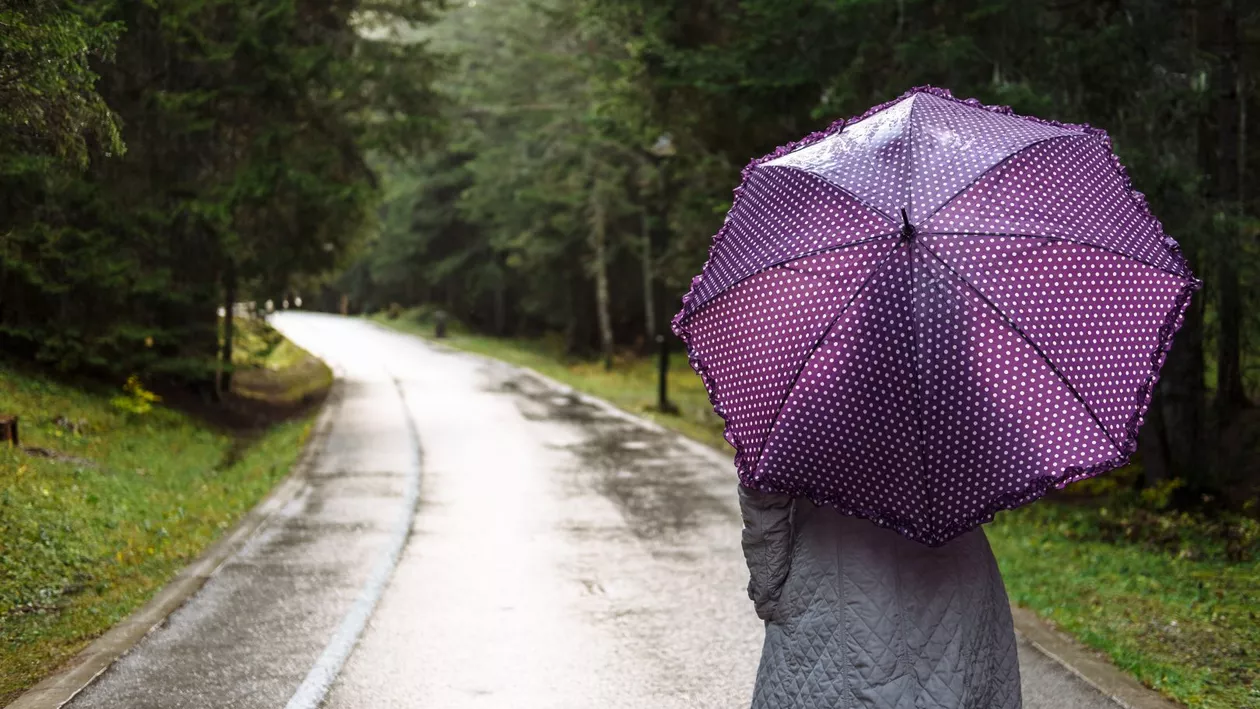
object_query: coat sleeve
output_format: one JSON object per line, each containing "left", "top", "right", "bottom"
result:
{"left": 738, "top": 485, "right": 795, "bottom": 621}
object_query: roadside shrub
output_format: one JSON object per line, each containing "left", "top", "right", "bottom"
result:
{"left": 109, "top": 375, "right": 161, "bottom": 415}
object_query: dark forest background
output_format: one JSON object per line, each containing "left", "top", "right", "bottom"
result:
{"left": 2, "top": 0, "right": 1258, "bottom": 498}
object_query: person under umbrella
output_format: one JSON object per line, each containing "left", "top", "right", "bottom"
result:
{"left": 673, "top": 87, "right": 1199, "bottom": 709}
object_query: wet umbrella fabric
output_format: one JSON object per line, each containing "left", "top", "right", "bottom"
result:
{"left": 672, "top": 87, "right": 1200, "bottom": 546}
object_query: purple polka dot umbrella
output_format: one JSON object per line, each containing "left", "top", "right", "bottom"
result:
{"left": 672, "top": 86, "right": 1201, "bottom": 546}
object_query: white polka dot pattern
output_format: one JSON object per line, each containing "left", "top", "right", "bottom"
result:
{"left": 686, "top": 239, "right": 898, "bottom": 473}
{"left": 926, "top": 235, "right": 1188, "bottom": 445}
{"left": 907, "top": 93, "right": 1077, "bottom": 222}
{"left": 755, "top": 249, "right": 927, "bottom": 528}
{"left": 914, "top": 248, "right": 1117, "bottom": 543}
{"left": 765, "top": 93, "right": 1076, "bottom": 224}
{"left": 765, "top": 97, "right": 914, "bottom": 221}
{"left": 673, "top": 86, "right": 1200, "bottom": 546}
{"left": 689, "top": 166, "right": 894, "bottom": 309}
{"left": 924, "top": 135, "right": 1188, "bottom": 275}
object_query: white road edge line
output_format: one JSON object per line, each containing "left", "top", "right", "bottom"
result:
{"left": 282, "top": 377, "right": 422, "bottom": 709}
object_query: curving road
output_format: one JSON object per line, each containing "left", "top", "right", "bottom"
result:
{"left": 66, "top": 312, "right": 1120, "bottom": 708}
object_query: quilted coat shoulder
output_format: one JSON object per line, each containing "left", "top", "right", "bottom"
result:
{"left": 739, "top": 486, "right": 1021, "bottom": 709}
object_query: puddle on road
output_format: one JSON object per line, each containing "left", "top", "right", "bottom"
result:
{"left": 491, "top": 374, "right": 615, "bottom": 425}
{"left": 484, "top": 367, "right": 735, "bottom": 541}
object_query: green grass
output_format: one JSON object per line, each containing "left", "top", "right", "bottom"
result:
{"left": 0, "top": 357, "right": 318, "bottom": 703}
{"left": 375, "top": 307, "right": 1259, "bottom": 709}
{"left": 988, "top": 504, "right": 1259, "bottom": 709}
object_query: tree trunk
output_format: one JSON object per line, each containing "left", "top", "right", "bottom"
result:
{"left": 563, "top": 273, "right": 588, "bottom": 356}
{"left": 494, "top": 278, "right": 507, "bottom": 336}
{"left": 590, "top": 175, "right": 615, "bottom": 370}
{"left": 1213, "top": 0, "right": 1248, "bottom": 421}
{"left": 1157, "top": 292, "right": 1209, "bottom": 484}
{"left": 641, "top": 208, "right": 656, "bottom": 345}
{"left": 1217, "top": 257, "right": 1246, "bottom": 414}
{"left": 219, "top": 264, "right": 238, "bottom": 397}
{"left": 1138, "top": 393, "right": 1171, "bottom": 489}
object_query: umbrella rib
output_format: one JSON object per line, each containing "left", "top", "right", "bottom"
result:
{"left": 752, "top": 245, "right": 904, "bottom": 476}
{"left": 777, "top": 261, "right": 890, "bottom": 288}
{"left": 765, "top": 165, "right": 899, "bottom": 225}
{"left": 924, "top": 231, "right": 1191, "bottom": 280}
{"left": 917, "top": 134, "right": 1085, "bottom": 226}
{"left": 680, "top": 232, "right": 899, "bottom": 323}
{"left": 909, "top": 240, "right": 930, "bottom": 528}
{"left": 919, "top": 242, "right": 1127, "bottom": 456}
{"left": 907, "top": 94, "right": 919, "bottom": 221}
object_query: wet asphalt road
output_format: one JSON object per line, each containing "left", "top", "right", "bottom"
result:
{"left": 67, "top": 312, "right": 1121, "bottom": 708}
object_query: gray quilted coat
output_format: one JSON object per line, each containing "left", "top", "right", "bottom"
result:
{"left": 739, "top": 486, "right": 1021, "bottom": 709}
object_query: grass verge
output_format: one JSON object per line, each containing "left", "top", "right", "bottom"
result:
{"left": 231, "top": 316, "right": 333, "bottom": 406}
{"left": 0, "top": 322, "right": 328, "bottom": 704}
{"left": 374, "top": 308, "right": 1259, "bottom": 709}
{"left": 989, "top": 503, "right": 1258, "bottom": 709}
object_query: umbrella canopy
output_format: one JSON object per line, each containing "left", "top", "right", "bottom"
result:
{"left": 672, "top": 87, "right": 1201, "bottom": 546}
